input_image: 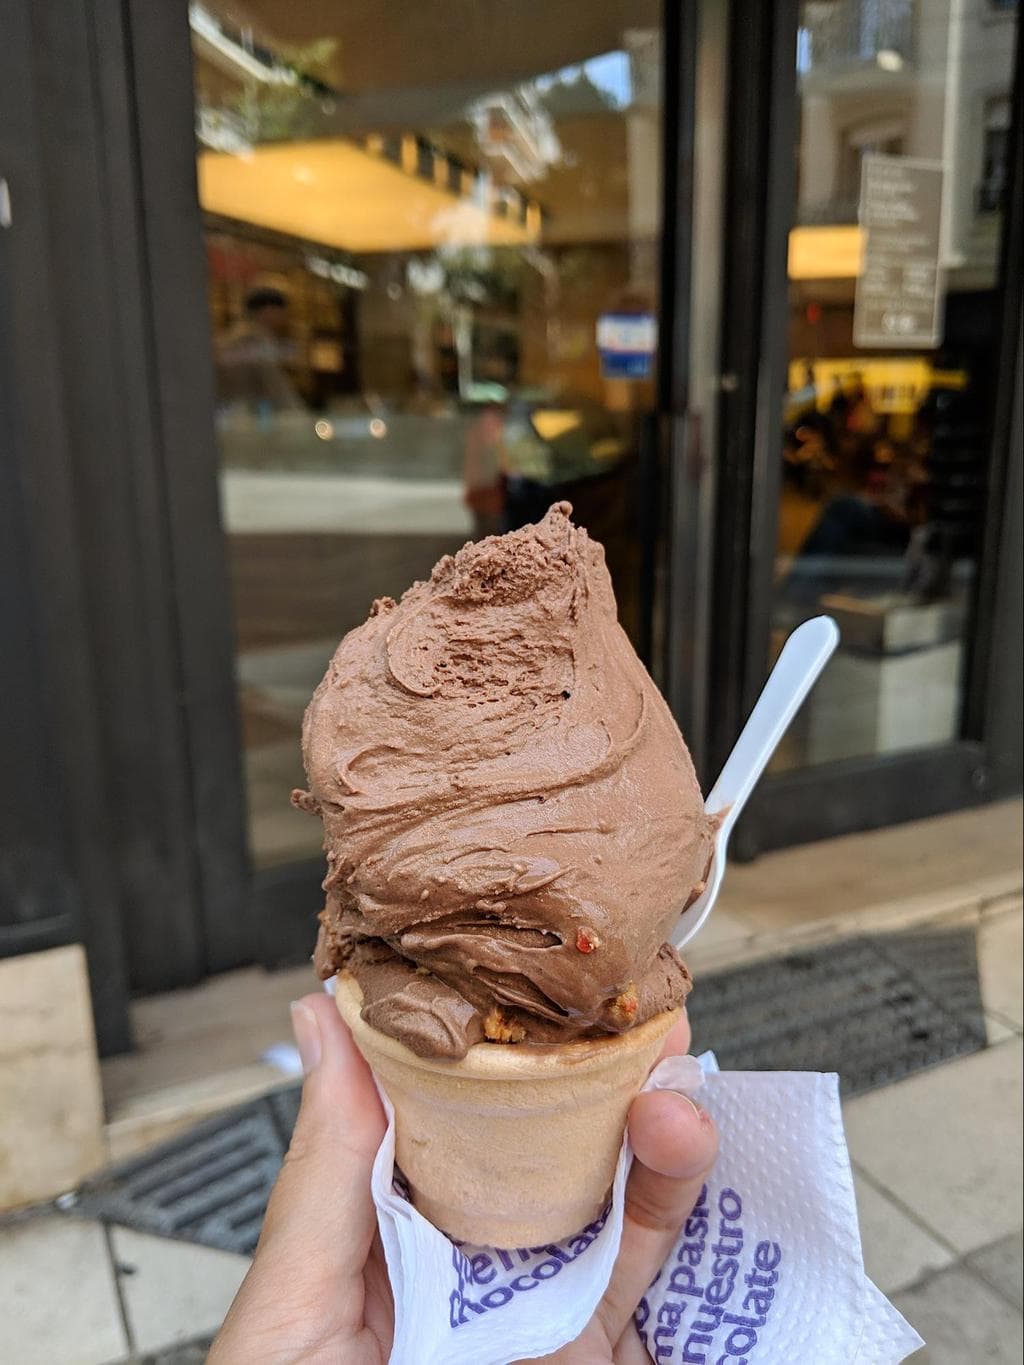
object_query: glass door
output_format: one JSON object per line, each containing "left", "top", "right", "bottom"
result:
{"left": 183, "top": 1, "right": 669, "bottom": 952}
{"left": 720, "top": 0, "right": 1022, "bottom": 855}
{"left": 774, "top": 0, "right": 1019, "bottom": 769}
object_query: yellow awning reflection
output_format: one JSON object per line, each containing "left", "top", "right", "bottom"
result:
{"left": 788, "top": 225, "right": 864, "bottom": 280}
{"left": 200, "top": 139, "right": 866, "bottom": 278}
{"left": 198, "top": 140, "right": 539, "bottom": 253}
{"left": 789, "top": 358, "right": 966, "bottom": 416}
{"left": 531, "top": 410, "right": 582, "bottom": 440}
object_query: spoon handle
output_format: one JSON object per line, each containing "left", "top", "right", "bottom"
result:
{"left": 706, "top": 616, "right": 839, "bottom": 838}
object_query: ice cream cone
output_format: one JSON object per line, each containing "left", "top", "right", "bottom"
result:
{"left": 335, "top": 972, "right": 679, "bottom": 1248}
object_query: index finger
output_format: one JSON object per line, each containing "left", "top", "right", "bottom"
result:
{"left": 657, "top": 1008, "right": 692, "bottom": 1061}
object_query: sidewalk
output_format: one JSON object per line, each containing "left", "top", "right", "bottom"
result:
{"left": 1, "top": 804, "right": 1021, "bottom": 1363}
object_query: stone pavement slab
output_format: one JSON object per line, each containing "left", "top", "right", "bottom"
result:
{"left": 966, "top": 1230, "right": 1024, "bottom": 1312}
{"left": 852, "top": 1170, "right": 955, "bottom": 1294}
{"left": 844, "top": 1037, "right": 1024, "bottom": 1255}
{"left": 0, "top": 1215, "right": 127, "bottom": 1365}
{"left": 109, "top": 1225, "right": 249, "bottom": 1356}
{"left": 717, "top": 799, "right": 1022, "bottom": 935}
{"left": 978, "top": 907, "right": 1024, "bottom": 1031}
{"left": 0, "top": 945, "right": 106, "bottom": 1210}
{"left": 893, "top": 1260, "right": 1023, "bottom": 1363}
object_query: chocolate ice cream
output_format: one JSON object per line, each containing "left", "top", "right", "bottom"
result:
{"left": 295, "top": 503, "right": 716, "bottom": 1059}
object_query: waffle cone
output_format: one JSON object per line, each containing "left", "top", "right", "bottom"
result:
{"left": 335, "top": 972, "right": 678, "bottom": 1247}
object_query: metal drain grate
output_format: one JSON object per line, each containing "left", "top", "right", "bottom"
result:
{"left": 687, "top": 926, "right": 988, "bottom": 1096}
{"left": 74, "top": 1085, "right": 301, "bottom": 1255}
{"left": 68, "top": 925, "right": 987, "bottom": 1255}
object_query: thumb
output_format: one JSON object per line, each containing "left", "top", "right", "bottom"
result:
{"left": 596, "top": 1090, "right": 719, "bottom": 1347}
{"left": 211, "top": 991, "right": 386, "bottom": 1355}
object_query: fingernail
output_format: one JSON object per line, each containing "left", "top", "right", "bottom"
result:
{"left": 673, "top": 1093, "right": 715, "bottom": 1131}
{"left": 680, "top": 1095, "right": 703, "bottom": 1120}
{"left": 290, "top": 1001, "right": 322, "bottom": 1075}
{"left": 681, "top": 1094, "right": 715, "bottom": 1130}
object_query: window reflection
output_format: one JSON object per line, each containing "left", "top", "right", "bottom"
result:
{"left": 190, "top": 2, "right": 664, "bottom": 864}
{"left": 774, "top": 0, "right": 1017, "bottom": 772}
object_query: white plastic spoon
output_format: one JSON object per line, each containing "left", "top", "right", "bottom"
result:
{"left": 672, "top": 615, "right": 840, "bottom": 949}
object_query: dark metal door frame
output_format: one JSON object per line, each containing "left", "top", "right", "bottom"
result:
{"left": 1, "top": 0, "right": 136, "bottom": 1053}
{"left": 662, "top": 0, "right": 729, "bottom": 785}
{"left": 710, "top": 0, "right": 1023, "bottom": 859}
{"left": 1, "top": 0, "right": 251, "bottom": 1050}
{"left": 122, "top": 0, "right": 252, "bottom": 974}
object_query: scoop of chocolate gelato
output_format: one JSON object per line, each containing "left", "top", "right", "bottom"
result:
{"left": 295, "top": 503, "right": 715, "bottom": 1058}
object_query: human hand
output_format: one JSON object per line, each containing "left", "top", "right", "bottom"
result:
{"left": 209, "top": 993, "right": 718, "bottom": 1364}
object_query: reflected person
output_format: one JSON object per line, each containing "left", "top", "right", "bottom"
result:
{"left": 462, "top": 401, "right": 507, "bottom": 538}
{"left": 216, "top": 286, "right": 302, "bottom": 425}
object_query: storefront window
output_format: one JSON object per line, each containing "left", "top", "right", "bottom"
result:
{"left": 188, "top": 2, "right": 664, "bottom": 865}
{"left": 773, "top": 0, "right": 1018, "bottom": 772}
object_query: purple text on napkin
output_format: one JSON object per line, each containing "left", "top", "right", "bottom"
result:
{"left": 449, "top": 1207, "right": 611, "bottom": 1328}
{"left": 635, "top": 1185, "right": 782, "bottom": 1363}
